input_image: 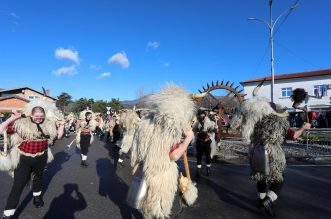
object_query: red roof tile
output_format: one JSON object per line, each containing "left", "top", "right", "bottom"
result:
{"left": 241, "top": 69, "right": 331, "bottom": 84}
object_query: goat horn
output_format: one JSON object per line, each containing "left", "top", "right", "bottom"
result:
{"left": 252, "top": 78, "right": 266, "bottom": 97}
{"left": 271, "top": 111, "right": 289, "bottom": 118}
{"left": 191, "top": 91, "right": 208, "bottom": 100}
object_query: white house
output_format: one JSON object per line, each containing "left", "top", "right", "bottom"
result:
{"left": 240, "top": 69, "right": 331, "bottom": 112}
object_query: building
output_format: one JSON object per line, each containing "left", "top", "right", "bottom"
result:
{"left": 0, "top": 87, "right": 57, "bottom": 113}
{"left": 240, "top": 69, "right": 331, "bottom": 112}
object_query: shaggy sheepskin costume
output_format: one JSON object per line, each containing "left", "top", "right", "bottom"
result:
{"left": 119, "top": 110, "right": 141, "bottom": 154}
{"left": 0, "top": 99, "right": 61, "bottom": 176}
{"left": 250, "top": 114, "right": 289, "bottom": 183}
{"left": 75, "top": 110, "right": 97, "bottom": 146}
{"left": 230, "top": 96, "right": 289, "bottom": 183}
{"left": 130, "top": 85, "right": 198, "bottom": 219}
{"left": 192, "top": 115, "right": 217, "bottom": 157}
{"left": 65, "top": 112, "right": 75, "bottom": 130}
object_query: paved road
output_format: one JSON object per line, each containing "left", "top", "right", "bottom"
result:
{"left": 0, "top": 136, "right": 330, "bottom": 219}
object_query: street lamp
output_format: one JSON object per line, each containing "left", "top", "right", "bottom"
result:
{"left": 247, "top": 0, "right": 299, "bottom": 103}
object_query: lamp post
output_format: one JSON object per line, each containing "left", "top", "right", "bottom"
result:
{"left": 247, "top": 0, "right": 298, "bottom": 103}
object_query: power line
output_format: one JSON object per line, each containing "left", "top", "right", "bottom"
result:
{"left": 274, "top": 39, "right": 320, "bottom": 69}
{"left": 274, "top": 0, "right": 300, "bottom": 37}
{"left": 253, "top": 44, "right": 269, "bottom": 76}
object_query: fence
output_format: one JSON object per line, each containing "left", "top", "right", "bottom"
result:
{"left": 305, "top": 128, "right": 331, "bottom": 158}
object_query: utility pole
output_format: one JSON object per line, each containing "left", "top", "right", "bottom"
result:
{"left": 248, "top": 0, "right": 298, "bottom": 103}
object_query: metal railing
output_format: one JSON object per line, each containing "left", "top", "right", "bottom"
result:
{"left": 305, "top": 128, "right": 331, "bottom": 158}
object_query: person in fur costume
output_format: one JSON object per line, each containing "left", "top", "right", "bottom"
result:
{"left": 0, "top": 99, "right": 65, "bottom": 219}
{"left": 94, "top": 113, "right": 104, "bottom": 137}
{"left": 64, "top": 113, "right": 76, "bottom": 136}
{"left": 230, "top": 96, "right": 310, "bottom": 217}
{"left": 117, "top": 110, "right": 141, "bottom": 166}
{"left": 75, "top": 110, "right": 97, "bottom": 167}
{"left": 129, "top": 85, "right": 198, "bottom": 219}
{"left": 192, "top": 109, "right": 218, "bottom": 179}
{"left": 208, "top": 112, "right": 219, "bottom": 159}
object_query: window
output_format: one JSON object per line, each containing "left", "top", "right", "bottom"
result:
{"left": 28, "top": 96, "right": 40, "bottom": 100}
{"left": 314, "top": 85, "right": 328, "bottom": 97}
{"left": 281, "top": 87, "right": 292, "bottom": 97}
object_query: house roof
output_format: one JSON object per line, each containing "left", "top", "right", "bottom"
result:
{"left": 0, "top": 95, "right": 30, "bottom": 102}
{"left": 240, "top": 69, "right": 331, "bottom": 85}
{"left": 0, "top": 86, "right": 57, "bottom": 100}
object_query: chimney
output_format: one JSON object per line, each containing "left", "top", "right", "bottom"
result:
{"left": 45, "top": 89, "right": 50, "bottom": 96}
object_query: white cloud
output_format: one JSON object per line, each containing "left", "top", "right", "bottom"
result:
{"left": 147, "top": 41, "right": 160, "bottom": 50}
{"left": 10, "top": 12, "right": 19, "bottom": 19}
{"left": 55, "top": 48, "right": 80, "bottom": 64}
{"left": 159, "top": 60, "right": 170, "bottom": 67}
{"left": 108, "top": 51, "right": 130, "bottom": 68}
{"left": 90, "top": 64, "right": 102, "bottom": 71}
{"left": 97, "top": 72, "right": 111, "bottom": 79}
{"left": 52, "top": 65, "right": 78, "bottom": 76}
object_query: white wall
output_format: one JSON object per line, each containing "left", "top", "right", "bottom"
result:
{"left": 243, "top": 75, "right": 331, "bottom": 111}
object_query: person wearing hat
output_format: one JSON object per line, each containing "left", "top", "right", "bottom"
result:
{"left": 193, "top": 109, "right": 217, "bottom": 179}
{"left": 0, "top": 100, "right": 65, "bottom": 219}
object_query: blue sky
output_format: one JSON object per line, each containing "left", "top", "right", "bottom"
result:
{"left": 0, "top": 0, "right": 330, "bottom": 101}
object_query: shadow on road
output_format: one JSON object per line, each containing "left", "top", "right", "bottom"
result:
{"left": 103, "top": 141, "right": 121, "bottom": 169}
{"left": 43, "top": 183, "right": 86, "bottom": 219}
{"left": 204, "top": 177, "right": 261, "bottom": 216}
{"left": 13, "top": 150, "right": 71, "bottom": 219}
{"left": 96, "top": 158, "right": 142, "bottom": 219}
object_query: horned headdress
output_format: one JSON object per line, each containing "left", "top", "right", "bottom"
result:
{"left": 230, "top": 79, "right": 288, "bottom": 143}
{"left": 229, "top": 80, "right": 290, "bottom": 183}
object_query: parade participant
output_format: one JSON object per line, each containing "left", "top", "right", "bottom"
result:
{"left": 64, "top": 113, "right": 75, "bottom": 136}
{"left": 230, "top": 92, "right": 311, "bottom": 217}
{"left": 112, "top": 119, "right": 121, "bottom": 145}
{"left": 95, "top": 113, "right": 104, "bottom": 138}
{"left": 128, "top": 85, "right": 198, "bottom": 219}
{"left": 75, "top": 110, "right": 97, "bottom": 167}
{"left": 118, "top": 110, "right": 141, "bottom": 166}
{"left": 193, "top": 109, "right": 217, "bottom": 178}
{"left": 0, "top": 100, "right": 65, "bottom": 219}
{"left": 106, "top": 115, "right": 116, "bottom": 142}
{"left": 208, "top": 111, "right": 219, "bottom": 160}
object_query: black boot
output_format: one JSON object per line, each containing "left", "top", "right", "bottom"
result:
{"left": 33, "top": 195, "right": 44, "bottom": 208}
{"left": 262, "top": 196, "right": 275, "bottom": 217}
{"left": 206, "top": 167, "right": 211, "bottom": 176}
{"left": 81, "top": 160, "right": 88, "bottom": 167}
